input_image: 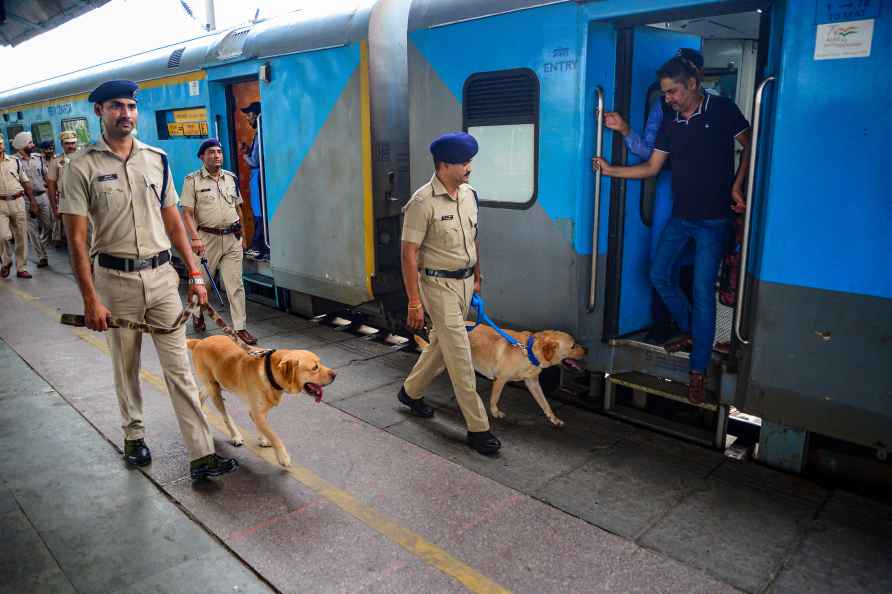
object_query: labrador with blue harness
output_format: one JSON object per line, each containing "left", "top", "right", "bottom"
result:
{"left": 415, "top": 294, "right": 587, "bottom": 427}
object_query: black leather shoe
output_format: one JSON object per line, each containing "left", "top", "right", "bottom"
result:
{"left": 190, "top": 453, "right": 239, "bottom": 480}
{"left": 37, "top": 258, "right": 49, "bottom": 268}
{"left": 124, "top": 439, "right": 152, "bottom": 467}
{"left": 397, "top": 387, "right": 434, "bottom": 418}
{"left": 467, "top": 431, "right": 501, "bottom": 455}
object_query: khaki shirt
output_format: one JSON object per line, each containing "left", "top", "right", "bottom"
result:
{"left": 0, "top": 153, "right": 29, "bottom": 196}
{"left": 58, "top": 137, "right": 178, "bottom": 259}
{"left": 401, "top": 174, "right": 478, "bottom": 271}
{"left": 46, "top": 153, "right": 72, "bottom": 182}
{"left": 179, "top": 167, "right": 241, "bottom": 229}
{"left": 16, "top": 153, "right": 46, "bottom": 194}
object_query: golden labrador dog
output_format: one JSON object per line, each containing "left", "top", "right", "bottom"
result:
{"left": 416, "top": 324, "right": 587, "bottom": 427}
{"left": 187, "top": 335, "right": 336, "bottom": 467}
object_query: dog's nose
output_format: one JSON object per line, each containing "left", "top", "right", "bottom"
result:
{"left": 329, "top": 370, "right": 337, "bottom": 381}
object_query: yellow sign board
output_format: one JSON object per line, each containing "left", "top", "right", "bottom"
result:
{"left": 173, "top": 108, "right": 207, "bottom": 123}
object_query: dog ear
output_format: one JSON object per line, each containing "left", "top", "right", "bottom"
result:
{"left": 541, "top": 337, "right": 559, "bottom": 363}
{"left": 278, "top": 358, "right": 299, "bottom": 384}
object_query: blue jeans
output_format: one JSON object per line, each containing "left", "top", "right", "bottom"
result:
{"left": 251, "top": 216, "right": 268, "bottom": 255}
{"left": 650, "top": 172, "right": 694, "bottom": 329}
{"left": 650, "top": 217, "right": 731, "bottom": 373}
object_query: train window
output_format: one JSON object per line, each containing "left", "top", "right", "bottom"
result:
{"left": 6, "top": 124, "right": 23, "bottom": 147}
{"left": 156, "top": 107, "right": 209, "bottom": 140}
{"left": 31, "top": 121, "right": 54, "bottom": 146}
{"left": 462, "top": 68, "right": 539, "bottom": 209}
{"left": 61, "top": 118, "right": 91, "bottom": 148}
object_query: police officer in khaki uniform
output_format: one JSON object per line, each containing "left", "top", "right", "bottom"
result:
{"left": 58, "top": 80, "right": 239, "bottom": 480}
{"left": 398, "top": 132, "right": 500, "bottom": 455}
{"left": 47, "top": 130, "right": 80, "bottom": 246}
{"left": 13, "top": 131, "right": 53, "bottom": 268}
{"left": 180, "top": 139, "right": 257, "bottom": 345}
{"left": 0, "top": 135, "right": 36, "bottom": 279}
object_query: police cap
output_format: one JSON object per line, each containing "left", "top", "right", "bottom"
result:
{"left": 39, "top": 140, "right": 54, "bottom": 151}
{"left": 60, "top": 131, "right": 78, "bottom": 143}
{"left": 88, "top": 80, "right": 139, "bottom": 104}
{"left": 197, "top": 138, "right": 223, "bottom": 158}
{"left": 430, "top": 132, "right": 478, "bottom": 164}
{"left": 240, "top": 101, "right": 261, "bottom": 115}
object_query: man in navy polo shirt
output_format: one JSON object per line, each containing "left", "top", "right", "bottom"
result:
{"left": 594, "top": 54, "right": 751, "bottom": 403}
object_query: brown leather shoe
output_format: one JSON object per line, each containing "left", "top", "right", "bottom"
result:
{"left": 193, "top": 314, "right": 206, "bottom": 333}
{"left": 0, "top": 263, "right": 10, "bottom": 278}
{"left": 688, "top": 372, "right": 706, "bottom": 404}
{"left": 236, "top": 329, "right": 257, "bottom": 345}
{"left": 16, "top": 271, "right": 32, "bottom": 279}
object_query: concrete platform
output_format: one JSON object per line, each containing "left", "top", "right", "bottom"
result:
{"left": 1, "top": 249, "right": 890, "bottom": 594}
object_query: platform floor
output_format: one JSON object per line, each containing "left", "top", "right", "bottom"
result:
{"left": 1, "top": 249, "right": 890, "bottom": 594}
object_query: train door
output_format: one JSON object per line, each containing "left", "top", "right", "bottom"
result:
{"left": 595, "top": 5, "right": 773, "bottom": 447}
{"left": 226, "top": 79, "right": 266, "bottom": 261}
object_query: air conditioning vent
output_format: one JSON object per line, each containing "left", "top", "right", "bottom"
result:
{"left": 167, "top": 47, "right": 186, "bottom": 69}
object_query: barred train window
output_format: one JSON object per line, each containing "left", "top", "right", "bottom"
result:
{"left": 31, "top": 121, "right": 54, "bottom": 146}
{"left": 462, "top": 68, "right": 539, "bottom": 208}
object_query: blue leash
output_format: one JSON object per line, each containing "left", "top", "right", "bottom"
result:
{"left": 466, "top": 293, "right": 540, "bottom": 367}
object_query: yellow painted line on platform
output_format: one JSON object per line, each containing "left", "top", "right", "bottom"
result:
{"left": 2, "top": 284, "right": 512, "bottom": 594}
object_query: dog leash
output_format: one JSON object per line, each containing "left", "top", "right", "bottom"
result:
{"left": 465, "top": 293, "right": 540, "bottom": 367}
{"left": 60, "top": 296, "right": 266, "bottom": 356}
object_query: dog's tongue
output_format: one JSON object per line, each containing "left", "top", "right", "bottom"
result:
{"left": 562, "top": 358, "right": 583, "bottom": 371}
{"left": 305, "top": 383, "right": 323, "bottom": 403}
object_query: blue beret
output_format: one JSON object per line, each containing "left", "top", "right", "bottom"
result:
{"left": 88, "top": 80, "right": 138, "bottom": 104}
{"left": 197, "top": 138, "right": 222, "bottom": 157}
{"left": 240, "top": 102, "right": 261, "bottom": 115}
{"left": 430, "top": 132, "right": 478, "bottom": 164}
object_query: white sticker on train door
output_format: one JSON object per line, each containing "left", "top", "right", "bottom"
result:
{"left": 188, "top": 80, "right": 200, "bottom": 96}
{"left": 814, "top": 19, "right": 874, "bottom": 60}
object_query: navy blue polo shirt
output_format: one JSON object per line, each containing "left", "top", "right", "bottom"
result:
{"left": 654, "top": 94, "right": 750, "bottom": 220}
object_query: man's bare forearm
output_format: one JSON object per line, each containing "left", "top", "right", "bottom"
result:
{"left": 401, "top": 242, "right": 421, "bottom": 303}
{"left": 64, "top": 215, "right": 99, "bottom": 305}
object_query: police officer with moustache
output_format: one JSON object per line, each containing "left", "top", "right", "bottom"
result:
{"left": 180, "top": 139, "right": 257, "bottom": 345}
{"left": 0, "top": 135, "right": 37, "bottom": 278}
{"left": 47, "top": 130, "right": 80, "bottom": 247}
{"left": 398, "top": 132, "right": 500, "bottom": 456}
{"left": 13, "top": 132, "right": 53, "bottom": 269}
{"left": 59, "top": 80, "right": 240, "bottom": 480}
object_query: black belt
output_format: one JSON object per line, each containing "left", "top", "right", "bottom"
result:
{"left": 33, "top": 190, "right": 46, "bottom": 196}
{"left": 0, "top": 192, "right": 23, "bottom": 200}
{"left": 424, "top": 267, "right": 474, "bottom": 279}
{"left": 198, "top": 224, "right": 238, "bottom": 236}
{"left": 98, "top": 251, "right": 171, "bottom": 272}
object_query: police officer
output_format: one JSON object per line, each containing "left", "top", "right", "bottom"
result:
{"left": 13, "top": 132, "right": 53, "bottom": 268}
{"left": 397, "top": 132, "right": 500, "bottom": 456}
{"left": 0, "top": 135, "right": 36, "bottom": 278}
{"left": 58, "top": 80, "right": 239, "bottom": 480}
{"left": 46, "top": 130, "right": 80, "bottom": 247}
{"left": 180, "top": 139, "right": 257, "bottom": 345}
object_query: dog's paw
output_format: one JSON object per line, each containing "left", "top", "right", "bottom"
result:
{"left": 231, "top": 436, "right": 244, "bottom": 447}
{"left": 548, "top": 416, "right": 565, "bottom": 427}
{"left": 491, "top": 408, "right": 506, "bottom": 419}
{"left": 258, "top": 436, "right": 272, "bottom": 448}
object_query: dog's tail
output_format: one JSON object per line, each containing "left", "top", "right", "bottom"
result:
{"left": 413, "top": 335, "right": 429, "bottom": 350}
{"left": 186, "top": 339, "right": 199, "bottom": 351}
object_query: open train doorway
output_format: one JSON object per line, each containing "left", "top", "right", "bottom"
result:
{"left": 598, "top": 3, "right": 773, "bottom": 449}
{"left": 226, "top": 79, "right": 269, "bottom": 262}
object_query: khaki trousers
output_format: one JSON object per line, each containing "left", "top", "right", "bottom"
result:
{"left": 94, "top": 262, "right": 215, "bottom": 460}
{"left": 28, "top": 193, "right": 53, "bottom": 260}
{"left": 0, "top": 198, "right": 28, "bottom": 272}
{"left": 404, "top": 275, "right": 489, "bottom": 432}
{"left": 199, "top": 231, "right": 247, "bottom": 330}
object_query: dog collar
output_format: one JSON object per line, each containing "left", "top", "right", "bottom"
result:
{"left": 526, "top": 335, "right": 541, "bottom": 367}
{"left": 263, "top": 349, "right": 284, "bottom": 391}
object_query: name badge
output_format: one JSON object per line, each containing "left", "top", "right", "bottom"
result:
{"left": 441, "top": 215, "right": 454, "bottom": 221}
{"left": 199, "top": 188, "right": 212, "bottom": 192}
{"left": 96, "top": 174, "right": 118, "bottom": 182}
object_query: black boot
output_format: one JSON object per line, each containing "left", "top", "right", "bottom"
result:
{"left": 123, "top": 439, "right": 152, "bottom": 467}
{"left": 397, "top": 386, "right": 434, "bottom": 418}
{"left": 467, "top": 431, "right": 501, "bottom": 455}
{"left": 190, "top": 453, "right": 239, "bottom": 480}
